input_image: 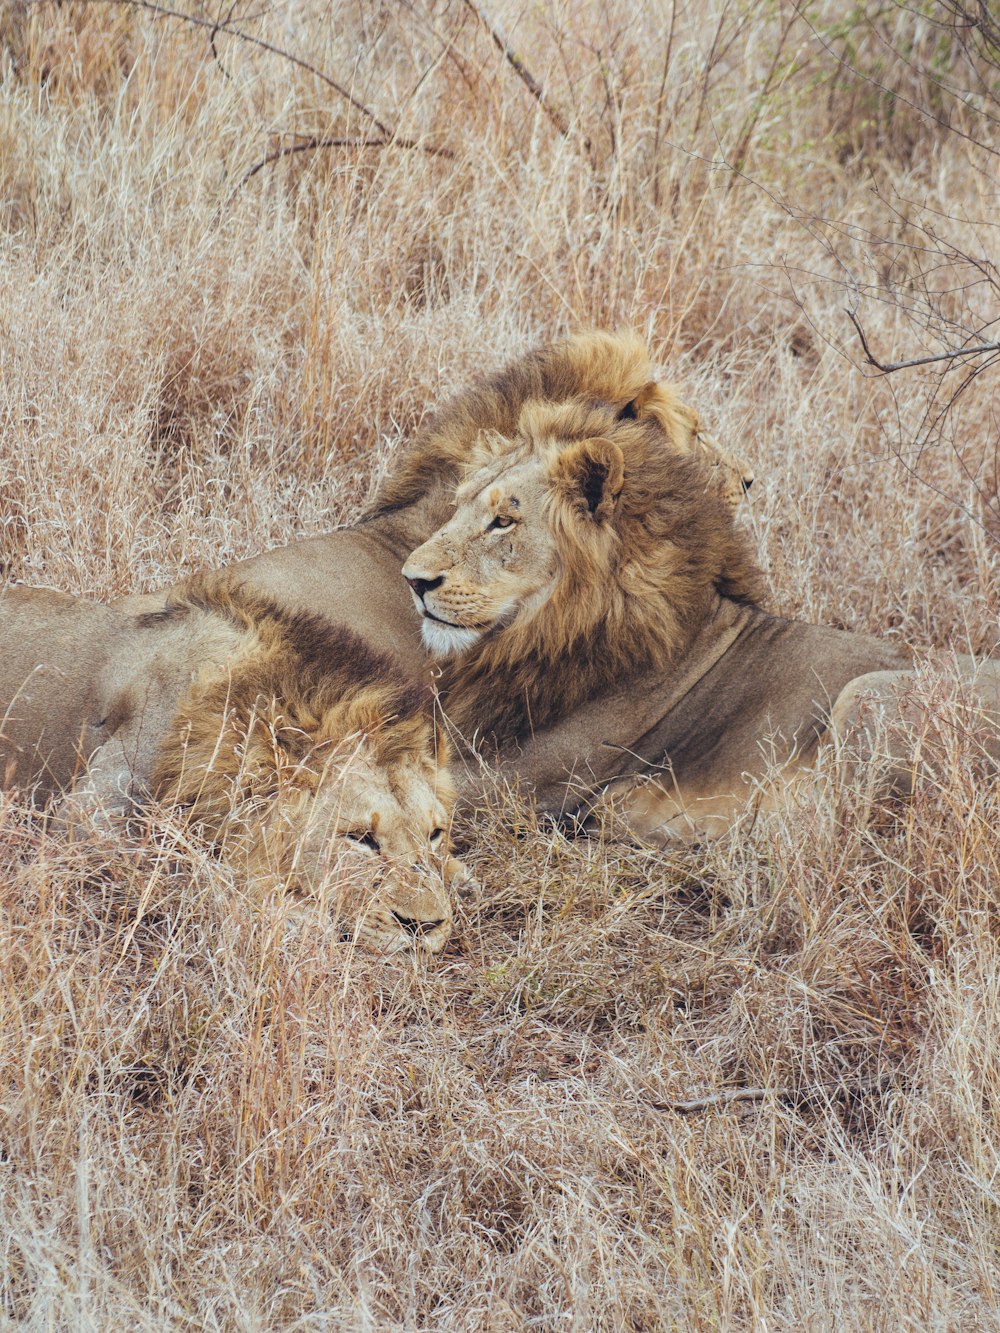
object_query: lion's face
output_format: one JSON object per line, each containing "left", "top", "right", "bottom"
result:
{"left": 246, "top": 735, "right": 464, "bottom": 954}
{"left": 402, "top": 398, "right": 755, "bottom": 661}
{"left": 402, "top": 447, "right": 562, "bottom": 657}
{"left": 694, "top": 434, "right": 753, "bottom": 512}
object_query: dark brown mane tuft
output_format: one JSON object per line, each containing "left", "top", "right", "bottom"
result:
{"left": 367, "top": 331, "right": 666, "bottom": 518}
{"left": 164, "top": 573, "right": 431, "bottom": 718}
{"left": 149, "top": 572, "right": 436, "bottom": 829}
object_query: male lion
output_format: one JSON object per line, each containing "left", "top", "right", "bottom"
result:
{"left": 115, "top": 333, "right": 753, "bottom": 676}
{"left": 0, "top": 577, "right": 466, "bottom": 952}
{"left": 402, "top": 397, "right": 1000, "bottom": 840}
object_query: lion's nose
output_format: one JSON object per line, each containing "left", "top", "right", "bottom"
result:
{"left": 405, "top": 573, "right": 444, "bottom": 601}
{"left": 392, "top": 910, "right": 446, "bottom": 936}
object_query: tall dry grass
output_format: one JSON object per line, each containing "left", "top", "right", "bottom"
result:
{"left": 1, "top": 1, "right": 999, "bottom": 1326}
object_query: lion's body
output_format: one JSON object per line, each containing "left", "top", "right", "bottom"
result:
{"left": 115, "top": 333, "right": 753, "bottom": 680}
{"left": 0, "top": 585, "right": 214, "bottom": 800}
{"left": 7, "top": 331, "right": 764, "bottom": 852}
{"left": 502, "top": 601, "right": 925, "bottom": 837}
{"left": 0, "top": 587, "right": 118, "bottom": 796}
{"left": 402, "top": 399, "right": 1000, "bottom": 840}
{"left": 0, "top": 576, "right": 463, "bottom": 950}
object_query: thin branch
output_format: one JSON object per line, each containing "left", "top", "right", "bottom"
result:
{"left": 232, "top": 133, "right": 453, "bottom": 195}
{"left": 651, "top": 1071, "right": 895, "bottom": 1114}
{"left": 208, "top": 0, "right": 238, "bottom": 82}
{"left": 847, "top": 308, "right": 1000, "bottom": 374}
{"left": 85, "top": 0, "right": 395, "bottom": 138}
{"left": 66, "top": 0, "right": 454, "bottom": 190}
{"left": 461, "top": 0, "right": 584, "bottom": 146}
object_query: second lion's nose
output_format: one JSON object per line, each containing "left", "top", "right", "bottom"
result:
{"left": 405, "top": 574, "right": 444, "bottom": 600}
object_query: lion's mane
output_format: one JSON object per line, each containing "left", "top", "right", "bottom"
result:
{"left": 368, "top": 330, "right": 714, "bottom": 518}
{"left": 148, "top": 575, "right": 436, "bottom": 834}
{"left": 438, "top": 398, "right": 765, "bottom": 742}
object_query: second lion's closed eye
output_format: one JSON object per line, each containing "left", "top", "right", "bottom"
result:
{"left": 346, "top": 830, "right": 380, "bottom": 852}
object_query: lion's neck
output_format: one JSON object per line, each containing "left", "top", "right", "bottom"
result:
{"left": 439, "top": 589, "right": 752, "bottom": 748}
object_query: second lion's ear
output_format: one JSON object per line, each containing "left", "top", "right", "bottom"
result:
{"left": 618, "top": 380, "right": 700, "bottom": 452}
{"left": 618, "top": 380, "right": 663, "bottom": 424}
{"left": 552, "top": 437, "right": 625, "bottom": 523}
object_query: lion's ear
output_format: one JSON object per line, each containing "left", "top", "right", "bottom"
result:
{"left": 473, "top": 428, "right": 509, "bottom": 461}
{"left": 619, "top": 380, "right": 700, "bottom": 451}
{"left": 618, "top": 380, "right": 664, "bottom": 423}
{"left": 552, "top": 437, "right": 625, "bottom": 523}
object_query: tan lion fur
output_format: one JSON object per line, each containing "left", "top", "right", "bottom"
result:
{"left": 405, "top": 397, "right": 765, "bottom": 743}
{"left": 0, "top": 586, "right": 126, "bottom": 798}
{"left": 104, "top": 331, "right": 759, "bottom": 835}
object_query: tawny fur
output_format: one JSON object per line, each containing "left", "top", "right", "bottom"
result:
{"left": 149, "top": 574, "right": 441, "bottom": 836}
{"left": 434, "top": 399, "right": 765, "bottom": 742}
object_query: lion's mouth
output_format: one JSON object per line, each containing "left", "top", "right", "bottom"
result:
{"left": 421, "top": 606, "right": 492, "bottom": 632}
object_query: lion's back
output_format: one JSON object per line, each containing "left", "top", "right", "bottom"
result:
{"left": 0, "top": 587, "right": 124, "bottom": 797}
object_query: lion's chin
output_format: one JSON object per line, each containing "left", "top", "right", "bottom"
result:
{"left": 420, "top": 616, "right": 486, "bottom": 658}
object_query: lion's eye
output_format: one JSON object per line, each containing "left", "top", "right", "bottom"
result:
{"left": 488, "top": 514, "right": 514, "bottom": 532}
{"left": 429, "top": 827, "right": 445, "bottom": 844}
{"left": 346, "top": 830, "right": 381, "bottom": 853}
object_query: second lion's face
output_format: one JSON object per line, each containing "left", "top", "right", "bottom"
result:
{"left": 244, "top": 732, "right": 468, "bottom": 954}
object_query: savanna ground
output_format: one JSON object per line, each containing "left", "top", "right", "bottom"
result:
{"left": 1, "top": 1, "right": 999, "bottom": 1327}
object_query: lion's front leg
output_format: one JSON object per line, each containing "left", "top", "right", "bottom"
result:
{"left": 594, "top": 773, "right": 756, "bottom": 846}
{"left": 50, "top": 700, "right": 167, "bottom": 836}
{"left": 51, "top": 735, "right": 139, "bottom": 835}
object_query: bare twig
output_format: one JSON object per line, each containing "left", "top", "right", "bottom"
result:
{"left": 938, "top": 0, "right": 1000, "bottom": 63}
{"left": 233, "top": 133, "right": 453, "bottom": 195}
{"left": 652, "top": 1071, "right": 896, "bottom": 1114}
{"left": 847, "top": 308, "right": 1000, "bottom": 374}
{"left": 207, "top": 0, "right": 241, "bottom": 82}
{"left": 462, "top": 0, "right": 584, "bottom": 146}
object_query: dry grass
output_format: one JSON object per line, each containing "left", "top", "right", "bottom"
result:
{"left": 1, "top": 1, "right": 1000, "bottom": 1326}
